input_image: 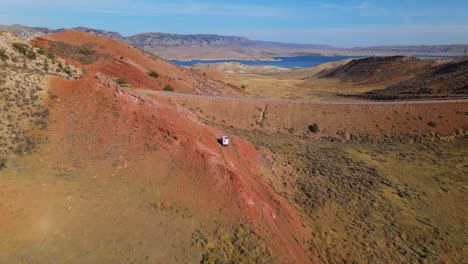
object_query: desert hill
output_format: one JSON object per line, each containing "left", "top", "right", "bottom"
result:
{"left": 0, "top": 31, "right": 80, "bottom": 157}
{"left": 0, "top": 30, "right": 312, "bottom": 263}
{"left": 366, "top": 58, "right": 468, "bottom": 99}
{"left": 317, "top": 56, "right": 438, "bottom": 85}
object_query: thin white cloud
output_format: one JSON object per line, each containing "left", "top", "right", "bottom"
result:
{"left": 320, "top": 1, "right": 372, "bottom": 10}
{"left": 320, "top": 1, "right": 388, "bottom": 14}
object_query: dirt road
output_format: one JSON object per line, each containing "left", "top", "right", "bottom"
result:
{"left": 135, "top": 89, "right": 468, "bottom": 105}
{"left": 135, "top": 89, "right": 468, "bottom": 137}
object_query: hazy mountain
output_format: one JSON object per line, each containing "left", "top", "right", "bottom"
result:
{"left": 0, "top": 24, "right": 62, "bottom": 40}
{"left": 127, "top": 32, "right": 250, "bottom": 48}
{"left": 350, "top": 45, "right": 468, "bottom": 55}
{"left": 71, "top": 26, "right": 126, "bottom": 41}
{"left": 1, "top": 24, "right": 466, "bottom": 59}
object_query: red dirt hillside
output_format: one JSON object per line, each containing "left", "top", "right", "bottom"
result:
{"left": 25, "top": 30, "right": 312, "bottom": 263}
{"left": 32, "top": 30, "right": 244, "bottom": 96}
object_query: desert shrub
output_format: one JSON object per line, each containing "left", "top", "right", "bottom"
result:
{"left": 163, "top": 84, "right": 174, "bottom": 92}
{"left": 64, "top": 64, "right": 72, "bottom": 75}
{"left": 48, "top": 41, "right": 103, "bottom": 64}
{"left": 0, "top": 158, "right": 5, "bottom": 169}
{"left": 78, "top": 45, "right": 94, "bottom": 55}
{"left": 57, "top": 61, "right": 63, "bottom": 69}
{"left": 116, "top": 78, "right": 128, "bottom": 86}
{"left": 308, "top": 123, "right": 319, "bottom": 133}
{"left": 46, "top": 51, "right": 55, "bottom": 60}
{"left": 12, "top": 42, "right": 29, "bottom": 55}
{"left": 26, "top": 50, "right": 37, "bottom": 60}
{"left": 428, "top": 121, "right": 438, "bottom": 127}
{"left": 192, "top": 225, "right": 276, "bottom": 264}
{"left": 43, "top": 60, "right": 49, "bottom": 72}
{"left": 0, "top": 48, "right": 8, "bottom": 61}
{"left": 148, "top": 70, "right": 159, "bottom": 78}
{"left": 36, "top": 47, "right": 46, "bottom": 55}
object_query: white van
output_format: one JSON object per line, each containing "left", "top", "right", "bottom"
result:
{"left": 221, "top": 136, "right": 229, "bottom": 146}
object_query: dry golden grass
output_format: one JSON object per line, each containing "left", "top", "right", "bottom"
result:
{"left": 194, "top": 61, "right": 384, "bottom": 100}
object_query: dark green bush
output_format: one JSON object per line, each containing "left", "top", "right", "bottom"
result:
{"left": 148, "top": 71, "right": 159, "bottom": 78}
{"left": 0, "top": 158, "right": 6, "bottom": 169}
{"left": 78, "top": 46, "right": 94, "bottom": 55}
{"left": 36, "top": 47, "right": 46, "bottom": 55}
{"left": 428, "top": 121, "right": 437, "bottom": 127}
{"left": 26, "top": 50, "right": 37, "bottom": 60}
{"left": 43, "top": 60, "right": 49, "bottom": 72}
{"left": 308, "top": 123, "right": 319, "bottom": 133}
{"left": 0, "top": 48, "right": 8, "bottom": 61}
{"left": 116, "top": 78, "right": 128, "bottom": 86}
{"left": 64, "top": 65, "right": 72, "bottom": 75}
{"left": 163, "top": 84, "right": 174, "bottom": 92}
{"left": 46, "top": 51, "right": 55, "bottom": 60}
{"left": 12, "top": 42, "right": 29, "bottom": 55}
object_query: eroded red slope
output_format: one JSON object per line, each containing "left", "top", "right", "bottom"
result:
{"left": 43, "top": 56, "right": 311, "bottom": 263}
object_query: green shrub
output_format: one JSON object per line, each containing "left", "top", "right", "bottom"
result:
{"left": 78, "top": 46, "right": 94, "bottom": 55}
{"left": 428, "top": 121, "right": 438, "bottom": 127}
{"left": 12, "top": 42, "right": 29, "bottom": 55}
{"left": 163, "top": 84, "right": 174, "bottom": 92}
{"left": 116, "top": 78, "right": 128, "bottom": 86}
{"left": 308, "top": 123, "right": 319, "bottom": 133}
{"left": 192, "top": 225, "right": 277, "bottom": 264}
{"left": 64, "top": 64, "right": 72, "bottom": 75}
{"left": 0, "top": 48, "right": 8, "bottom": 61}
{"left": 0, "top": 158, "right": 6, "bottom": 169}
{"left": 46, "top": 51, "right": 55, "bottom": 60}
{"left": 36, "top": 47, "right": 46, "bottom": 55}
{"left": 148, "top": 71, "right": 159, "bottom": 78}
{"left": 43, "top": 60, "right": 49, "bottom": 72}
{"left": 241, "top": 85, "right": 246, "bottom": 89}
{"left": 26, "top": 50, "right": 37, "bottom": 60}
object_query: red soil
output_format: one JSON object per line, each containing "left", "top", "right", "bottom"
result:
{"left": 35, "top": 30, "right": 312, "bottom": 262}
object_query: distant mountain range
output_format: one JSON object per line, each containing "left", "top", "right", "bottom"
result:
{"left": 1, "top": 24, "right": 467, "bottom": 60}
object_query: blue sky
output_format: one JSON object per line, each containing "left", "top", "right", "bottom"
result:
{"left": 1, "top": 0, "right": 468, "bottom": 47}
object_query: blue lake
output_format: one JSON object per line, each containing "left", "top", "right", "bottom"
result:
{"left": 171, "top": 55, "right": 364, "bottom": 69}
{"left": 171, "top": 55, "right": 460, "bottom": 69}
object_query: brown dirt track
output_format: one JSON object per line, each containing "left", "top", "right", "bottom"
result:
{"left": 143, "top": 91, "right": 468, "bottom": 137}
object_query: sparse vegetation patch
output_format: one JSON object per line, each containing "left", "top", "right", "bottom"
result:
{"left": 47, "top": 41, "right": 107, "bottom": 64}
{"left": 116, "top": 78, "right": 128, "bottom": 86}
{"left": 428, "top": 121, "right": 438, "bottom": 127}
{"left": 12, "top": 42, "right": 29, "bottom": 55}
{"left": 148, "top": 70, "right": 159, "bottom": 78}
{"left": 308, "top": 123, "right": 319, "bottom": 133}
{"left": 163, "top": 84, "right": 174, "bottom": 92}
{"left": 192, "top": 225, "right": 277, "bottom": 264}
{"left": 0, "top": 48, "right": 8, "bottom": 61}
